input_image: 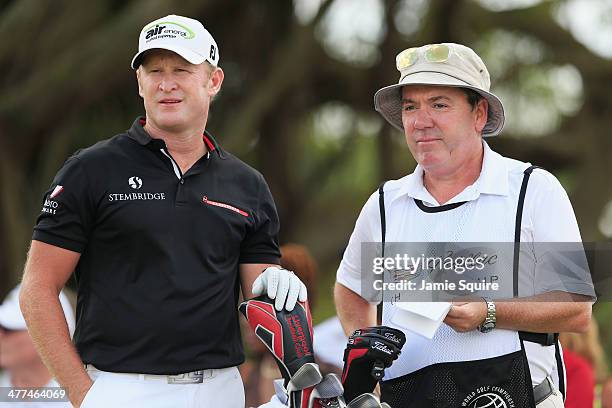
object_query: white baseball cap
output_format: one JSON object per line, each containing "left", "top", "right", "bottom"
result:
{"left": 131, "top": 14, "right": 220, "bottom": 69}
{"left": 0, "top": 284, "right": 75, "bottom": 337}
{"left": 374, "top": 43, "right": 505, "bottom": 137}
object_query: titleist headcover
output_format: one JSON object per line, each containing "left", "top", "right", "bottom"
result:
{"left": 341, "top": 326, "right": 406, "bottom": 403}
{"left": 239, "top": 295, "right": 315, "bottom": 385}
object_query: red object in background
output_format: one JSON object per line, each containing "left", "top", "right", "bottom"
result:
{"left": 564, "top": 349, "right": 595, "bottom": 408}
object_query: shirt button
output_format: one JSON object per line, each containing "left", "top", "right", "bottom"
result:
{"left": 180, "top": 179, "right": 185, "bottom": 185}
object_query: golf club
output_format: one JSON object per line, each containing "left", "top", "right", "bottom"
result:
{"left": 307, "top": 373, "right": 345, "bottom": 408}
{"left": 346, "top": 393, "right": 382, "bottom": 408}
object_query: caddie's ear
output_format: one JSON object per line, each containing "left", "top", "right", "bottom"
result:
{"left": 474, "top": 97, "right": 488, "bottom": 133}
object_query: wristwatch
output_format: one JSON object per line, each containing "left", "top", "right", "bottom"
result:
{"left": 478, "top": 297, "right": 496, "bottom": 333}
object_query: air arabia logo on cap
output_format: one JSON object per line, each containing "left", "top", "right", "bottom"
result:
{"left": 144, "top": 21, "right": 195, "bottom": 43}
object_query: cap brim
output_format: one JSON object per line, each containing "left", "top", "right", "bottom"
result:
{"left": 0, "top": 305, "right": 26, "bottom": 331}
{"left": 131, "top": 43, "right": 208, "bottom": 69}
{"left": 0, "top": 316, "right": 26, "bottom": 331}
{"left": 374, "top": 71, "right": 505, "bottom": 137}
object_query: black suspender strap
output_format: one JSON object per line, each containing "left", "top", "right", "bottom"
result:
{"left": 377, "top": 182, "right": 387, "bottom": 325}
{"left": 514, "top": 165, "right": 565, "bottom": 398}
{"left": 554, "top": 340, "right": 566, "bottom": 398}
{"left": 518, "top": 331, "right": 559, "bottom": 346}
{"left": 513, "top": 165, "right": 541, "bottom": 297}
{"left": 379, "top": 182, "right": 387, "bottom": 257}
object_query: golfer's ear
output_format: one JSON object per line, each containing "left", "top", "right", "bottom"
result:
{"left": 208, "top": 67, "right": 224, "bottom": 97}
{"left": 136, "top": 67, "right": 144, "bottom": 98}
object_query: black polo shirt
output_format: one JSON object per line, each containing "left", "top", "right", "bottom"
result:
{"left": 33, "top": 117, "right": 281, "bottom": 374}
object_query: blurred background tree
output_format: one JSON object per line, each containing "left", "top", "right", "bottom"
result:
{"left": 0, "top": 0, "right": 611, "bottom": 365}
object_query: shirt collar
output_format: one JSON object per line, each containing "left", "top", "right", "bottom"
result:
{"left": 393, "top": 140, "right": 509, "bottom": 205}
{"left": 475, "top": 140, "right": 509, "bottom": 196}
{"left": 127, "top": 117, "right": 224, "bottom": 158}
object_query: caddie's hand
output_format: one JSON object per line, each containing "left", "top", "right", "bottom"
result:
{"left": 443, "top": 301, "right": 487, "bottom": 332}
{"left": 252, "top": 266, "right": 307, "bottom": 311}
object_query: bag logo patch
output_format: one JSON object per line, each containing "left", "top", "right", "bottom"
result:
{"left": 462, "top": 386, "right": 514, "bottom": 408}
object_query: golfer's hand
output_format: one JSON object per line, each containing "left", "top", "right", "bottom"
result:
{"left": 443, "top": 301, "right": 487, "bottom": 332}
{"left": 252, "top": 267, "right": 307, "bottom": 311}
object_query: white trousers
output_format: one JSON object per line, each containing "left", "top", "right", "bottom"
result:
{"left": 81, "top": 365, "right": 244, "bottom": 408}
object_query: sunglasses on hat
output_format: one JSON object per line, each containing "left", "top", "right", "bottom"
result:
{"left": 396, "top": 44, "right": 451, "bottom": 71}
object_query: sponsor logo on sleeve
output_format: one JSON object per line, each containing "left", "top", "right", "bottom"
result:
{"left": 42, "top": 199, "right": 59, "bottom": 214}
{"left": 50, "top": 185, "right": 64, "bottom": 199}
{"left": 41, "top": 185, "right": 63, "bottom": 214}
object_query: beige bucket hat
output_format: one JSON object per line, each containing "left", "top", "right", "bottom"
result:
{"left": 374, "top": 43, "right": 505, "bottom": 137}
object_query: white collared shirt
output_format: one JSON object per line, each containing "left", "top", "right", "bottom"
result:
{"left": 336, "top": 141, "right": 589, "bottom": 386}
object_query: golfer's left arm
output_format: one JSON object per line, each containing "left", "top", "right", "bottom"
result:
{"left": 240, "top": 264, "right": 308, "bottom": 311}
{"left": 240, "top": 263, "right": 278, "bottom": 300}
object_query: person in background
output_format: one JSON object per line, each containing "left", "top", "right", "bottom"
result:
{"left": 312, "top": 314, "right": 346, "bottom": 376}
{"left": 601, "top": 377, "right": 612, "bottom": 408}
{"left": 0, "top": 284, "right": 74, "bottom": 407}
{"left": 560, "top": 319, "right": 608, "bottom": 408}
{"left": 312, "top": 248, "right": 349, "bottom": 376}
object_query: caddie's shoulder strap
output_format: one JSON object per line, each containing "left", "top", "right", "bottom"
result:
{"left": 513, "top": 165, "right": 541, "bottom": 297}
{"left": 379, "top": 182, "right": 387, "bottom": 257}
{"left": 514, "top": 165, "right": 565, "bottom": 398}
{"left": 377, "top": 181, "right": 387, "bottom": 325}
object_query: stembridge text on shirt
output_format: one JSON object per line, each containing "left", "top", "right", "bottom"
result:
{"left": 108, "top": 192, "right": 166, "bottom": 202}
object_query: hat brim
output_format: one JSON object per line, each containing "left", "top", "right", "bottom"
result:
{"left": 0, "top": 289, "right": 26, "bottom": 331}
{"left": 131, "top": 43, "right": 208, "bottom": 69}
{"left": 0, "top": 314, "right": 26, "bottom": 331}
{"left": 373, "top": 71, "right": 505, "bottom": 137}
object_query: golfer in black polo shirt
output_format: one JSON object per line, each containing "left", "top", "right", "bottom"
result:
{"left": 19, "top": 14, "right": 306, "bottom": 408}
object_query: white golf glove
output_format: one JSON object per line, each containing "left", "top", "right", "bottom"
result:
{"left": 252, "top": 266, "right": 307, "bottom": 311}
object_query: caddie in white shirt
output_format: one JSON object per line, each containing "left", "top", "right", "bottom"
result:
{"left": 335, "top": 43, "right": 594, "bottom": 408}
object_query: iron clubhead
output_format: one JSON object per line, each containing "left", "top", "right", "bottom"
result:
{"left": 346, "top": 393, "right": 381, "bottom": 408}
{"left": 287, "top": 362, "right": 323, "bottom": 392}
{"left": 308, "top": 373, "right": 345, "bottom": 408}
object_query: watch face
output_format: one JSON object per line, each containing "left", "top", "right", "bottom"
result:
{"left": 481, "top": 322, "right": 494, "bottom": 333}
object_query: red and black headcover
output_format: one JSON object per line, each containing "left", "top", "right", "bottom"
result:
{"left": 341, "top": 326, "right": 406, "bottom": 403}
{"left": 239, "top": 295, "right": 315, "bottom": 386}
